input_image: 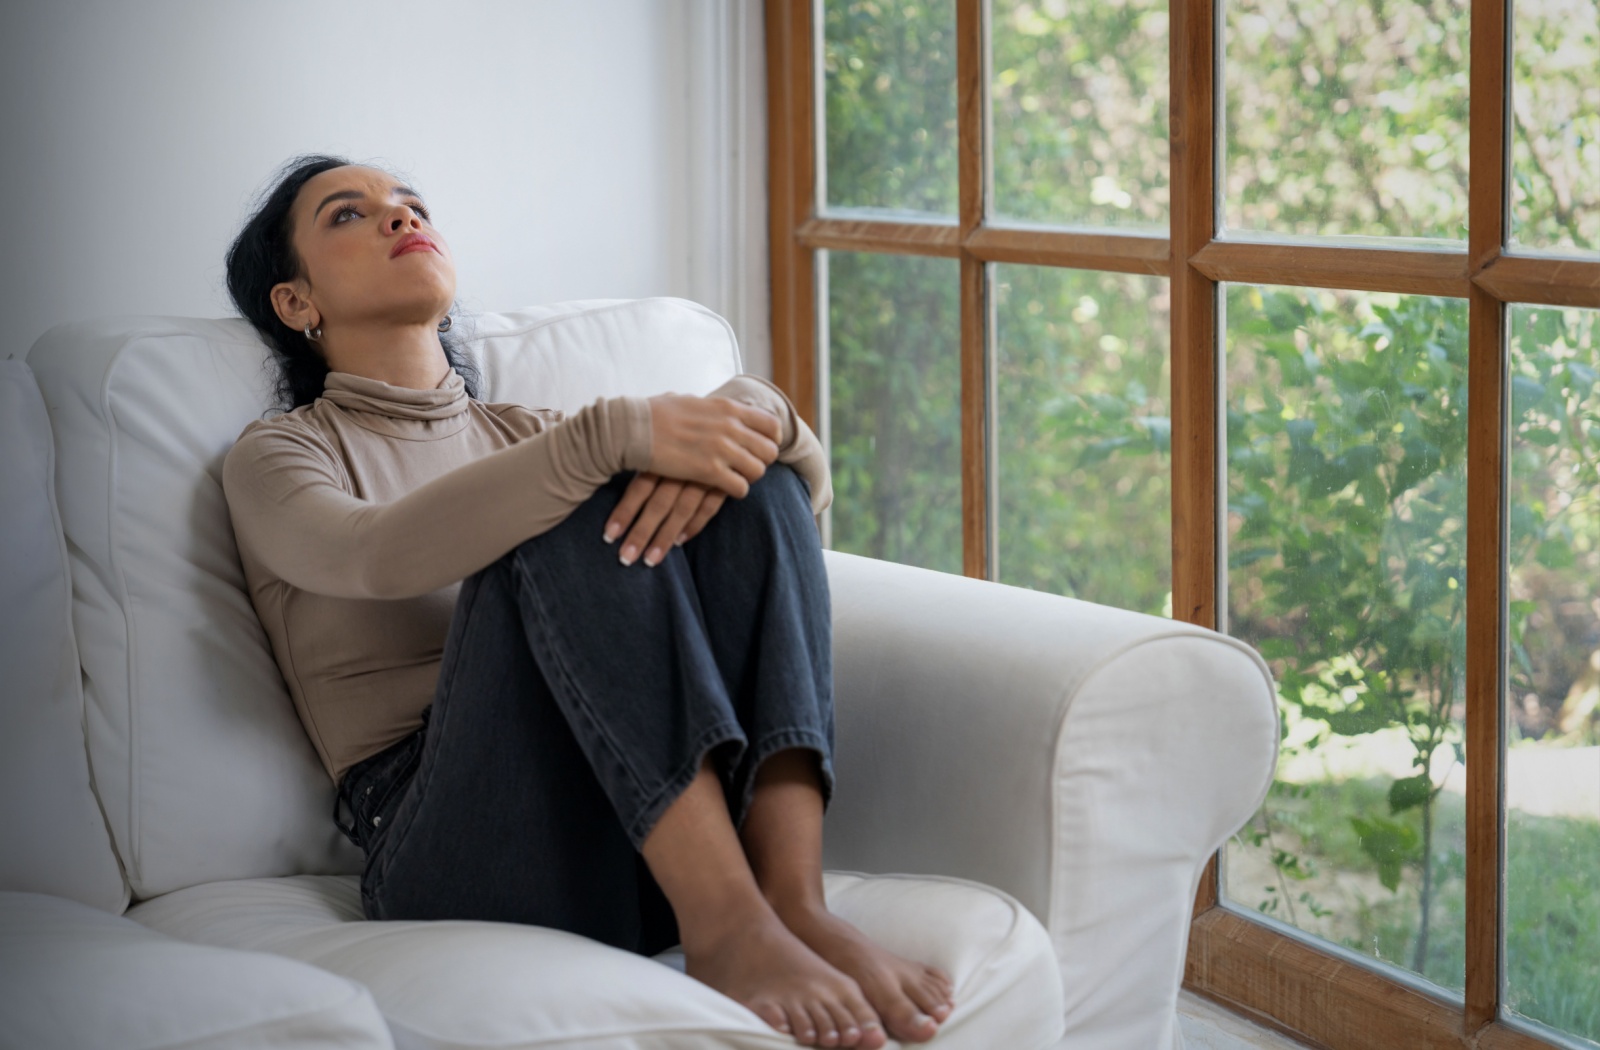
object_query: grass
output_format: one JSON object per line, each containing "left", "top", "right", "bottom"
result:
{"left": 1226, "top": 777, "right": 1600, "bottom": 1045}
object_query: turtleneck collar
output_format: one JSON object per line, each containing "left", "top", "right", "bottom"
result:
{"left": 320, "top": 369, "right": 468, "bottom": 422}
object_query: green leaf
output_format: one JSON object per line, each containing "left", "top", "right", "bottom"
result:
{"left": 1350, "top": 815, "right": 1420, "bottom": 892}
{"left": 1388, "top": 773, "right": 1432, "bottom": 814}
{"left": 1535, "top": 537, "right": 1576, "bottom": 570}
{"left": 1324, "top": 704, "right": 1393, "bottom": 736}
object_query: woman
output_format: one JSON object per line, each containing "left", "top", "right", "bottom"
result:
{"left": 220, "top": 155, "right": 954, "bottom": 1050}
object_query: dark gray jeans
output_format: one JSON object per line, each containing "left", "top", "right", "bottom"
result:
{"left": 333, "top": 463, "right": 834, "bottom": 957}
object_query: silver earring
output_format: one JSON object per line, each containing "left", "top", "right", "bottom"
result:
{"left": 437, "top": 315, "right": 453, "bottom": 333}
{"left": 303, "top": 323, "right": 322, "bottom": 343}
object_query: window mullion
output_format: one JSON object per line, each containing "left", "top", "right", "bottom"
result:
{"left": 957, "top": 0, "right": 989, "bottom": 580}
{"left": 1169, "top": 0, "right": 1220, "bottom": 629}
{"left": 1464, "top": 0, "right": 1513, "bottom": 1030}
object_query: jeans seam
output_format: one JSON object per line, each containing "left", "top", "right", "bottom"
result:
{"left": 362, "top": 574, "right": 487, "bottom": 913}
{"left": 511, "top": 549, "right": 662, "bottom": 810}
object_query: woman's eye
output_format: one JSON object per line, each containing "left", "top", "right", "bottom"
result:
{"left": 410, "top": 203, "right": 431, "bottom": 221}
{"left": 333, "top": 205, "right": 360, "bottom": 224}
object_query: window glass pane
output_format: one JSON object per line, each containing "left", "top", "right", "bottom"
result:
{"left": 994, "top": 266, "right": 1171, "bottom": 612}
{"left": 1222, "top": 0, "right": 1470, "bottom": 240}
{"left": 1510, "top": 0, "right": 1600, "bottom": 254}
{"left": 826, "top": 250, "right": 962, "bottom": 573}
{"left": 823, "top": 0, "right": 959, "bottom": 217}
{"left": 990, "top": 0, "right": 1169, "bottom": 229}
{"left": 1504, "top": 305, "right": 1600, "bottom": 1045}
{"left": 1222, "top": 285, "right": 1468, "bottom": 993}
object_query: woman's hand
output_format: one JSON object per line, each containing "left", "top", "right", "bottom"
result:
{"left": 604, "top": 473, "right": 728, "bottom": 566}
{"left": 645, "top": 393, "right": 782, "bottom": 497}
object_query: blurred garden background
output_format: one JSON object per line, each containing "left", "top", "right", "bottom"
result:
{"left": 819, "top": 0, "right": 1599, "bottom": 1041}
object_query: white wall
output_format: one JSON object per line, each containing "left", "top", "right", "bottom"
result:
{"left": 0, "top": 0, "right": 769, "bottom": 375}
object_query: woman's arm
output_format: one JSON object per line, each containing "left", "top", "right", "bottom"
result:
{"left": 599, "top": 374, "right": 833, "bottom": 567}
{"left": 223, "top": 395, "right": 653, "bottom": 600}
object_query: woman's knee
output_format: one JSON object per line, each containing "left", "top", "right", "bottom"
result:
{"left": 737, "top": 462, "right": 810, "bottom": 516}
{"left": 509, "top": 472, "right": 632, "bottom": 560}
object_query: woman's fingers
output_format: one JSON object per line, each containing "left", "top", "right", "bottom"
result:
{"left": 604, "top": 472, "right": 661, "bottom": 545}
{"left": 618, "top": 477, "right": 685, "bottom": 566}
{"left": 642, "top": 486, "right": 706, "bottom": 565}
{"left": 614, "top": 481, "right": 724, "bottom": 566}
{"left": 679, "top": 490, "right": 726, "bottom": 543}
{"left": 642, "top": 393, "right": 784, "bottom": 494}
{"left": 728, "top": 413, "right": 781, "bottom": 465}
{"left": 728, "top": 400, "right": 782, "bottom": 446}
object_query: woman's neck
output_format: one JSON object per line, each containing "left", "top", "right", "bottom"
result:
{"left": 320, "top": 321, "right": 452, "bottom": 391}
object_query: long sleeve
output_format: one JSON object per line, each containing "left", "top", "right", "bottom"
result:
{"left": 706, "top": 374, "right": 833, "bottom": 514}
{"left": 223, "top": 395, "right": 652, "bottom": 601}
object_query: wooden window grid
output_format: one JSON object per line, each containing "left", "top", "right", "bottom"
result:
{"left": 765, "top": 0, "right": 1600, "bottom": 1047}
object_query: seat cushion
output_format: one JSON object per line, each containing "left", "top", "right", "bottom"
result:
{"left": 0, "top": 890, "right": 391, "bottom": 1050}
{"left": 128, "top": 871, "right": 1065, "bottom": 1050}
{"left": 22, "top": 300, "right": 742, "bottom": 901}
{"left": 0, "top": 361, "right": 128, "bottom": 913}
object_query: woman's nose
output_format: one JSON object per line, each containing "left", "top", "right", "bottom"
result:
{"left": 387, "top": 206, "right": 421, "bottom": 232}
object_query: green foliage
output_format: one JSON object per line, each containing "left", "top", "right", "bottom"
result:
{"left": 1240, "top": 781, "right": 1600, "bottom": 1041}
{"left": 1510, "top": 0, "right": 1600, "bottom": 251}
{"left": 994, "top": 267, "right": 1171, "bottom": 612}
{"left": 827, "top": 252, "right": 963, "bottom": 573}
{"left": 823, "top": 1, "right": 958, "bottom": 215}
{"left": 991, "top": 0, "right": 1169, "bottom": 226}
{"left": 1351, "top": 814, "right": 1421, "bottom": 892}
{"left": 1224, "top": 0, "right": 1472, "bottom": 239}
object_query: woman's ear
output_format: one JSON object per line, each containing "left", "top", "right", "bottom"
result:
{"left": 270, "top": 279, "right": 317, "bottom": 333}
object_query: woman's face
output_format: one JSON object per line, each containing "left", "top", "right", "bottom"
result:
{"left": 273, "top": 164, "right": 456, "bottom": 335}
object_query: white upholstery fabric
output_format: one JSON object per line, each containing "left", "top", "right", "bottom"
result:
{"left": 818, "top": 551, "right": 1279, "bottom": 1050}
{"left": 462, "top": 297, "right": 743, "bottom": 406}
{"left": 22, "top": 300, "right": 742, "bottom": 901}
{"left": 128, "top": 872, "right": 1065, "bottom": 1050}
{"left": 0, "top": 361, "right": 128, "bottom": 914}
{"left": 0, "top": 890, "right": 392, "bottom": 1050}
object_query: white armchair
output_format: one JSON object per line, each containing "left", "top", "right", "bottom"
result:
{"left": 0, "top": 298, "right": 1277, "bottom": 1049}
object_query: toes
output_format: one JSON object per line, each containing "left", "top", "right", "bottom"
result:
{"left": 880, "top": 1000, "right": 940, "bottom": 1045}
{"left": 821, "top": 999, "right": 863, "bottom": 1047}
{"left": 841, "top": 992, "right": 884, "bottom": 1050}
{"left": 797, "top": 1000, "right": 831, "bottom": 1046}
{"left": 817, "top": 997, "right": 856, "bottom": 1047}
{"left": 907, "top": 968, "right": 955, "bottom": 1016}
{"left": 753, "top": 1001, "right": 792, "bottom": 1034}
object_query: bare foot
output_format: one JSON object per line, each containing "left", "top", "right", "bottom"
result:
{"left": 682, "top": 908, "right": 889, "bottom": 1049}
{"left": 776, "top": 903, "right": 957, "bottom": 1045}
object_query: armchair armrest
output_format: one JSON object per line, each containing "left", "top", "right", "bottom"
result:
{"left": 819, "top": 551, "right": 1278, "bottom": 1049}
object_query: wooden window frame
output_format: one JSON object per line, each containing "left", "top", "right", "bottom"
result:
{"left": 766, "top": 1, "right": 1600, "bottom": 1047}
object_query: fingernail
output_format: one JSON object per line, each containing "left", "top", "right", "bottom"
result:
{"left": 619, "top": 544, "right": 637, "bottom": 566}
{"left": 603, "top": 523, "right": 621, "bottom": 543}
{"left": 644, "top": 547, "right": 662, "bottom": 567}
{"left": 675, "top": 532, "right": 688, "bottom": 546}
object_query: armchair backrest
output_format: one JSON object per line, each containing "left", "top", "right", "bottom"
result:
{"left": 22, "top": 298, "right": 742, "bottom": 904}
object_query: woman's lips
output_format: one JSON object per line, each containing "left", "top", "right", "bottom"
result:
{"left": 391, "top": 235, "right": 439, "bottom": 258}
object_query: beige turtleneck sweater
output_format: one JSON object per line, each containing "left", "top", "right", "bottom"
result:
{"left": 222, "top": 368, "right": 831, "bottom": 784}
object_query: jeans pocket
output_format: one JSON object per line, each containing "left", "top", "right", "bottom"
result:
{"left": 339, "top": 728, "right": 425, "bottom": 854}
